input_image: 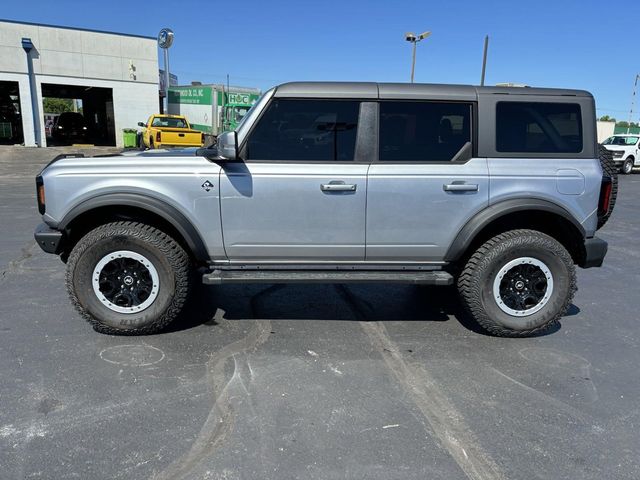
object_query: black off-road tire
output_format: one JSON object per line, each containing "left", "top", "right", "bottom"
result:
{"left": 458, "top": 229, "right": 576, "bottom": 337}
{"left": 66, "top": 222, "right": 191, "bottom": 335}
{"left": 597, "top": 144, "right": 618, "bottom": 229}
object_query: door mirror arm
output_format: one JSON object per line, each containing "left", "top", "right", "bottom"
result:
{"left": 197, "top": 132, "right": 240, "bottom": 163}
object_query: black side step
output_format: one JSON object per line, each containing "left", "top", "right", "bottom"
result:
{"left": 202, "top": 270, "right": 453, "bottom": 286}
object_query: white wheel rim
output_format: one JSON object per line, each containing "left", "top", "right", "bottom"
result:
{"left": 493, "top": 257, "right": 554, "bottom": 317}
{"left": 92, "top": 250, "right": 160, "bottom": 314}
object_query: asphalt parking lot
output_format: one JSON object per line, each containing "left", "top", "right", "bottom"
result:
{"left": 1, "top": 146, "right": 639, "bottom": 480}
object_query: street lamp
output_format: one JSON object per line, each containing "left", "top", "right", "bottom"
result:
{"left": 405, "top": 30, "right": 431, "bottom": 83}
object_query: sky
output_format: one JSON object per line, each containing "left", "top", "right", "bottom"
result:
{"left": 3, "top": 0, "right": 639, "bottom": 120}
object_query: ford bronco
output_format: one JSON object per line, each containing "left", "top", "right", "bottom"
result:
{"left": 34, "top": 82, "right": 615, "bottom": 337}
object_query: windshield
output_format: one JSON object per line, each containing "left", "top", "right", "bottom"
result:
{"left": 603, "top": 136, "right": 639, "bottom": 145}
{"left": 230, "top": 106, "right": 250, "bottom": 124}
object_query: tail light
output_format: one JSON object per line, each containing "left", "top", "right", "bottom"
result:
{"left": 598, "top": 176, "right": 612, "bottom": 216}
{"left": 36, "top": 175, "right": 45, "bottom": 214}
{"left": 156, "top": 131, "right": 161, "bottom": 142}
{"left": 201, "top": 132, "right": 205, "bottom": 145}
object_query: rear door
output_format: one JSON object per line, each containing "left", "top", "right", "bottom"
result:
{"left": 219, "top": 98, "right": 369, "bottom": 262}
{"left": 366, "top": 100, "right": 489, "bottom": 261}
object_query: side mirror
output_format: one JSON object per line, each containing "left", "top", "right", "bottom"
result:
{"left": 216, "top": 131, "right": 238, "bottom": 160}
{"left": 196, "top": 131, "right": 238, "bottom": 162}
{"left": 137, "top": 122, "right": 145, "bottom": 127}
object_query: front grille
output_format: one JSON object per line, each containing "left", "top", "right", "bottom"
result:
{"left": 611, "top": 150, "right": 624, "bottom": 158}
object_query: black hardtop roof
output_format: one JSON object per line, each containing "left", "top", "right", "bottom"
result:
{"left": 273, "top": 81, "right": 592, "bottom": 100}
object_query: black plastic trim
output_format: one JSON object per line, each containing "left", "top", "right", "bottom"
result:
{"left": 34, "top": 223, "right": 64, "bottom": 254}
{"left": 57, "top": 193, "right": 209, "bottom": 262}
{"left": 444, "top": 198, "right": 586, "bottom": 262}
{"left": 580, "top": 237, "right": 607, "bottom": 268}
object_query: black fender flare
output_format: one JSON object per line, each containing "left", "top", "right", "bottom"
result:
{"left": 57, "top": 193, "right": 209, "bottom": 262}
{"left": 444, "top": 198, "right": 586, "bottom": 262}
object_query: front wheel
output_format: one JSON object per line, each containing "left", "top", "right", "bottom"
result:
{"left": 622, "top": 158, "right": 634, "bottom": 174}
{"left": 66, "top": 222, "right": 192, "bottom": 335}
{"left": 458, "top": 229, "right": 576, "bottom": 337}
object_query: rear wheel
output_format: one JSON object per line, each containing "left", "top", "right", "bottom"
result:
{"left": 66, "top": 222, "right": 191, "bottom": 335}
{"left": 458, "top": 229, "right": 576, "bottom": 337}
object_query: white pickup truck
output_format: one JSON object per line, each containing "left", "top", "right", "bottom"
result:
{"left": 601, "top": 134, "right": 639, "bottom": 174}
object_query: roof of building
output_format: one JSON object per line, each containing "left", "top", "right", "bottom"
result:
{"left": 0, "top": 18, "right": 156, "bottom": 40}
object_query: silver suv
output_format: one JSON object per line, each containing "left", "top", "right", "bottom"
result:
{"left": 34, "top": 82, "right": 614, "bottom": 337}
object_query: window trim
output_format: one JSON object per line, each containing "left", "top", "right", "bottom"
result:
{"left": 374, "top": 99, "right": 478, "bottom": 165}
{"left": 495, "top": 101, "right": 584, "bottom": 155}
{"left": 239, "top": 97, "right": 369, "bottom": 164}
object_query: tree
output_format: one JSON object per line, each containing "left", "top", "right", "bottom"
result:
{"left": 599, "top": 115, "right": 616, "bottom": 122}
{"left": 42, "top": 98, "right": 74, "bottom": 114}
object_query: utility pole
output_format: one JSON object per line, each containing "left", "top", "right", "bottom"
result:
{"left": 405, "top": 30, "right": 432, "bottom": 83}
{"left": 480, "top": 35, "right": 489, "bottom": 86}
{"left": 628, "top": 74, "right": 640, "bottom": 134}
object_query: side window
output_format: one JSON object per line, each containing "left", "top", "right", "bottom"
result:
{"left": 379, "top": 101, "right": 472, "bottom": 162}
{"left": 496, "top": 102, "right": 582, "bottom": 153}
{"left": 246, "top": 99, "right": 360, "bottom": 161}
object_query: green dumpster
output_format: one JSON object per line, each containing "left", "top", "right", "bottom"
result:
{"left": 122, "top": 129, "right": 138, "bottom": 148}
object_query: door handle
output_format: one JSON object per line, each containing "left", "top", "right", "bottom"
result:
{"left": 443, "top": 183, "right": 478, "bottom": 192}
{"left": 321, "top": 182, "right": 357, "bottom": 192}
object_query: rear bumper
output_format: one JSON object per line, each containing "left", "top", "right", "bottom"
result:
{"left": 34, "top": 223, "right": 64, "bottom": 254}
{"left": 579, "top": 236, "right": 608, "bottom": 268}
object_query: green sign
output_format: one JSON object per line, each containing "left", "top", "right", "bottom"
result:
{"left": 218, "top": 91, "right": 260, "bottom": 107}
{"left": 169, "top": 87, "right": 212, "bottom": 105}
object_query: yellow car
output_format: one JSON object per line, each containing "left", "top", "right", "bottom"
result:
{"left": 137, "top": 115, "right": 204, "bottom": 149}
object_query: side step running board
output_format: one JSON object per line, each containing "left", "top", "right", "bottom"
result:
{"left": 202, "top": 270, "right": 453, "bottom": 286}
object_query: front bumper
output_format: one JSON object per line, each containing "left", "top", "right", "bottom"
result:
{"left": 34, "top": 223, "right": 64, "bottom": 254}
{"left": 579, "top": 237, "right": 608, "bottom": 268}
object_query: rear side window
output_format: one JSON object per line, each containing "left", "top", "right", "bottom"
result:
{"left": 246, "top": 99, "right": 359, "bottom": 161}
{"left": 496, "top": 102, "right": 582, "bottom": 153}
{"left": 379, "top": 102, "right": 472, "bottom": 162}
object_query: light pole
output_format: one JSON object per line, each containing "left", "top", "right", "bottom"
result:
{"left": 405, "top": 30, "right": 431, "bottom": 83}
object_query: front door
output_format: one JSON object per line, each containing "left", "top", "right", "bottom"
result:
{"left": 220, "top": 98, "right": 368, "bottom": 262}
{"left": 366, "top": 100, "right": 489, "bottom": 262}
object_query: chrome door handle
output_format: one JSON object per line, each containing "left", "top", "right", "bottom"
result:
{"left": 443, "top": 183, "right": 478, "bottom": 192}
{"left": 321, "top": 183, "right": 357, "bottom": 192}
